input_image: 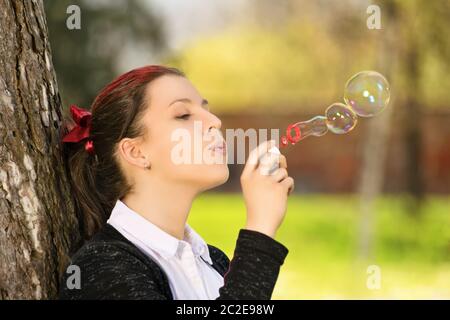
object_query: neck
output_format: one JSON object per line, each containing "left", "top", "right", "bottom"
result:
{"left": 121, "top": 176, "right": 198, "bottom": 240}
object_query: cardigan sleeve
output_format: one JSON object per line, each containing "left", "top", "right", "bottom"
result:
{"left": 216, "top": 229, "right": 288, "bottom": 300}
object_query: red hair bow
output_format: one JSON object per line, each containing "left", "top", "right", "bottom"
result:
{"left": 62, "top": 105, "right": 95, "bottom": 155}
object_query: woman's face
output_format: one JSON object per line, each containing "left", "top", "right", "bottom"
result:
{"left": 136, "top": 74, "right": 229, "bottom": 192}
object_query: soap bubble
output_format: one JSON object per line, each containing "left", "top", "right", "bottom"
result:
{"left": 344, "top": 70, "right": 390, "bottom": 117}
{"left": 325, "top": 103, "right": 357, "bottom": 134}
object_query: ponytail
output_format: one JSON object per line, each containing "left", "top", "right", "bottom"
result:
{"left": 62, "top": 137, "right": 108, "bottom": 238}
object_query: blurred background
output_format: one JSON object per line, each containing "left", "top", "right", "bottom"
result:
{"left": 45, "top": 0, "right": 449, "bottom": 298}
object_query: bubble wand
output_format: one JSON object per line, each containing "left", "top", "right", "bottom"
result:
{"left": 263, "top": 71, "right": 391, "bottom": 173}
{"left": 280, "top": 70, "right": 390, "bottom": 147}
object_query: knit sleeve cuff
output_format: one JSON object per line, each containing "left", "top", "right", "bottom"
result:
{"left": 236, "top": 229, "right": 289, "bottom": 265}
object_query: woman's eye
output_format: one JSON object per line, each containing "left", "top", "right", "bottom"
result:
{"left": 176, "top": 114, "right": 191, "bottom": 120}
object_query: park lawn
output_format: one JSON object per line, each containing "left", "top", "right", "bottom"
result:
{"left": 188, "top": 193, "right": 450, "bottom": 299}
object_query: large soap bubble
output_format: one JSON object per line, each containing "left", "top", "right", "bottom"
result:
{"left": 344, "top": 70, "right": 390, "bottom": 117}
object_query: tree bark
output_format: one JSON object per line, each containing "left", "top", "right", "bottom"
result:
{"left": 0, "top": 0, "right": 81, "bottom": 299}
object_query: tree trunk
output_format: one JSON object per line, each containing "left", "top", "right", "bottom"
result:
{"left": 0, "top": 0, "right": 81, "bottom": 299}
{"left": 357, "top": 1, "right": 398, "bottom": 260}
{"left": 402, "top": 24, "right": 424, "bottom": 212}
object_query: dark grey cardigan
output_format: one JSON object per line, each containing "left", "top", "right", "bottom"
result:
{"left": 59, "top": 224, "right": 288, "bottom": 300}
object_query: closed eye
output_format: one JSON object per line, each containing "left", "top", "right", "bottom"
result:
{"left": 176, "top": 114, "right": 191, "bottom": 120}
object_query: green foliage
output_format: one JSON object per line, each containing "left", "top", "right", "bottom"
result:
{"left": 167, "top": 22, "right": 355, "bottom": 113}
{"left": 166, "top": 0, "right": 450, "bottom": 113}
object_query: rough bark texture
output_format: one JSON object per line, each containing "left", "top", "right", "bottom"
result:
{"left": 0, "top": 0, "right": 81, "bottom": 299}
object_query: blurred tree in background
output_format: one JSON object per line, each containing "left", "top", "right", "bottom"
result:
{"left": 394, "top": 0, "right": 450, "bottom": 205}
{"left": 166, "top": 0, "right": 449, "bottom": 199}
{"left": 168, "top": 0, "right": 449, "bottom": 113}
{"left": 44, "top": 0, "right": 166, "bottom": 110}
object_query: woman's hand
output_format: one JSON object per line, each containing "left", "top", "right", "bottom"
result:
{"left": 240, "top": 140, "right": 294, "bottom": 239}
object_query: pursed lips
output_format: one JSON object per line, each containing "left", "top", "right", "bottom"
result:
{"left": 208, "top": 141, "right": 226, "bottom": 153}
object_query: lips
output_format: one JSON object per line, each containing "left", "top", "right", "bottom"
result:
{"left": 209, "top": 141, "right": 227, "bottom": 153}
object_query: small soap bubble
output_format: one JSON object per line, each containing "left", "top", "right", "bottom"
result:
{"left": 325, "top": 103, "right": 358, "bottom": 134}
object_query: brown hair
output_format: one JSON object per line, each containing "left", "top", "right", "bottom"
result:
{"left": 62, "top": 65, "right": 184, "bottom": 239}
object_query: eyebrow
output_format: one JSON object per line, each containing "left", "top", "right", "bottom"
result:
{"left": 168, "top": 98, "right": 209, "bottom": 107}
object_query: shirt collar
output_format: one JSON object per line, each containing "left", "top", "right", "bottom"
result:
{"left": 107, "top": 200, "right": 213, "bottom": 265}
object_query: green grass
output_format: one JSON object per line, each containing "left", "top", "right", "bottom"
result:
{"left": 188, "top": 193, "right": 450, "bottom": 299}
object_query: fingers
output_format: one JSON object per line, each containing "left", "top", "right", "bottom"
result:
{"left": 259, "top": 153, "right": 287, "bottom": 176}
{"left": 279, "top": 154, "right": 287, "bottom": 169}
{"left": 243, "top": 140, "right": 276, "bottom": 176}
{"left": 280, "top": 176, "right": 295, "bottom": 195}
{"left": 271, "top": 168, "right": 288, "bottom": 182}
{"left": 273, "top": 166, "right": 294, "bottom": 195}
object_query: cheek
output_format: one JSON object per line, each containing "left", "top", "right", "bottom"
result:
{"left": 147, "top": 120, "right": 228, "bottom": 185}
{"left": 165, "top": 144, "right": 229, "bottom": 188}
{"left": 145, "top": 118, "right": 180, "bottom": 158}
{"left": 147, "top": 123, "right": 193, "bottom": 174}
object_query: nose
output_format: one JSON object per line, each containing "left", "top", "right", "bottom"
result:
{"left": 207, "top": 112, "right": 222, "bottom": 133}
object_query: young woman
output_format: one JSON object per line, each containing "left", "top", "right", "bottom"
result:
{"left": 59, "top": 65, "right": 294, "bottom": 300}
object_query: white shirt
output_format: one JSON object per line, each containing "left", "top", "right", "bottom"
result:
{"left": 107, "top": 200, "right": 224, "bottom": 300}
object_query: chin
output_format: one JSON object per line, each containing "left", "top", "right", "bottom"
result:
{"left": 199, "top": 164, "right": 229, "bottom": 191}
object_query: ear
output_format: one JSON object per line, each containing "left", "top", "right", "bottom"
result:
{"left": 117, "top": 137, "right": 149, "bottom": 170}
